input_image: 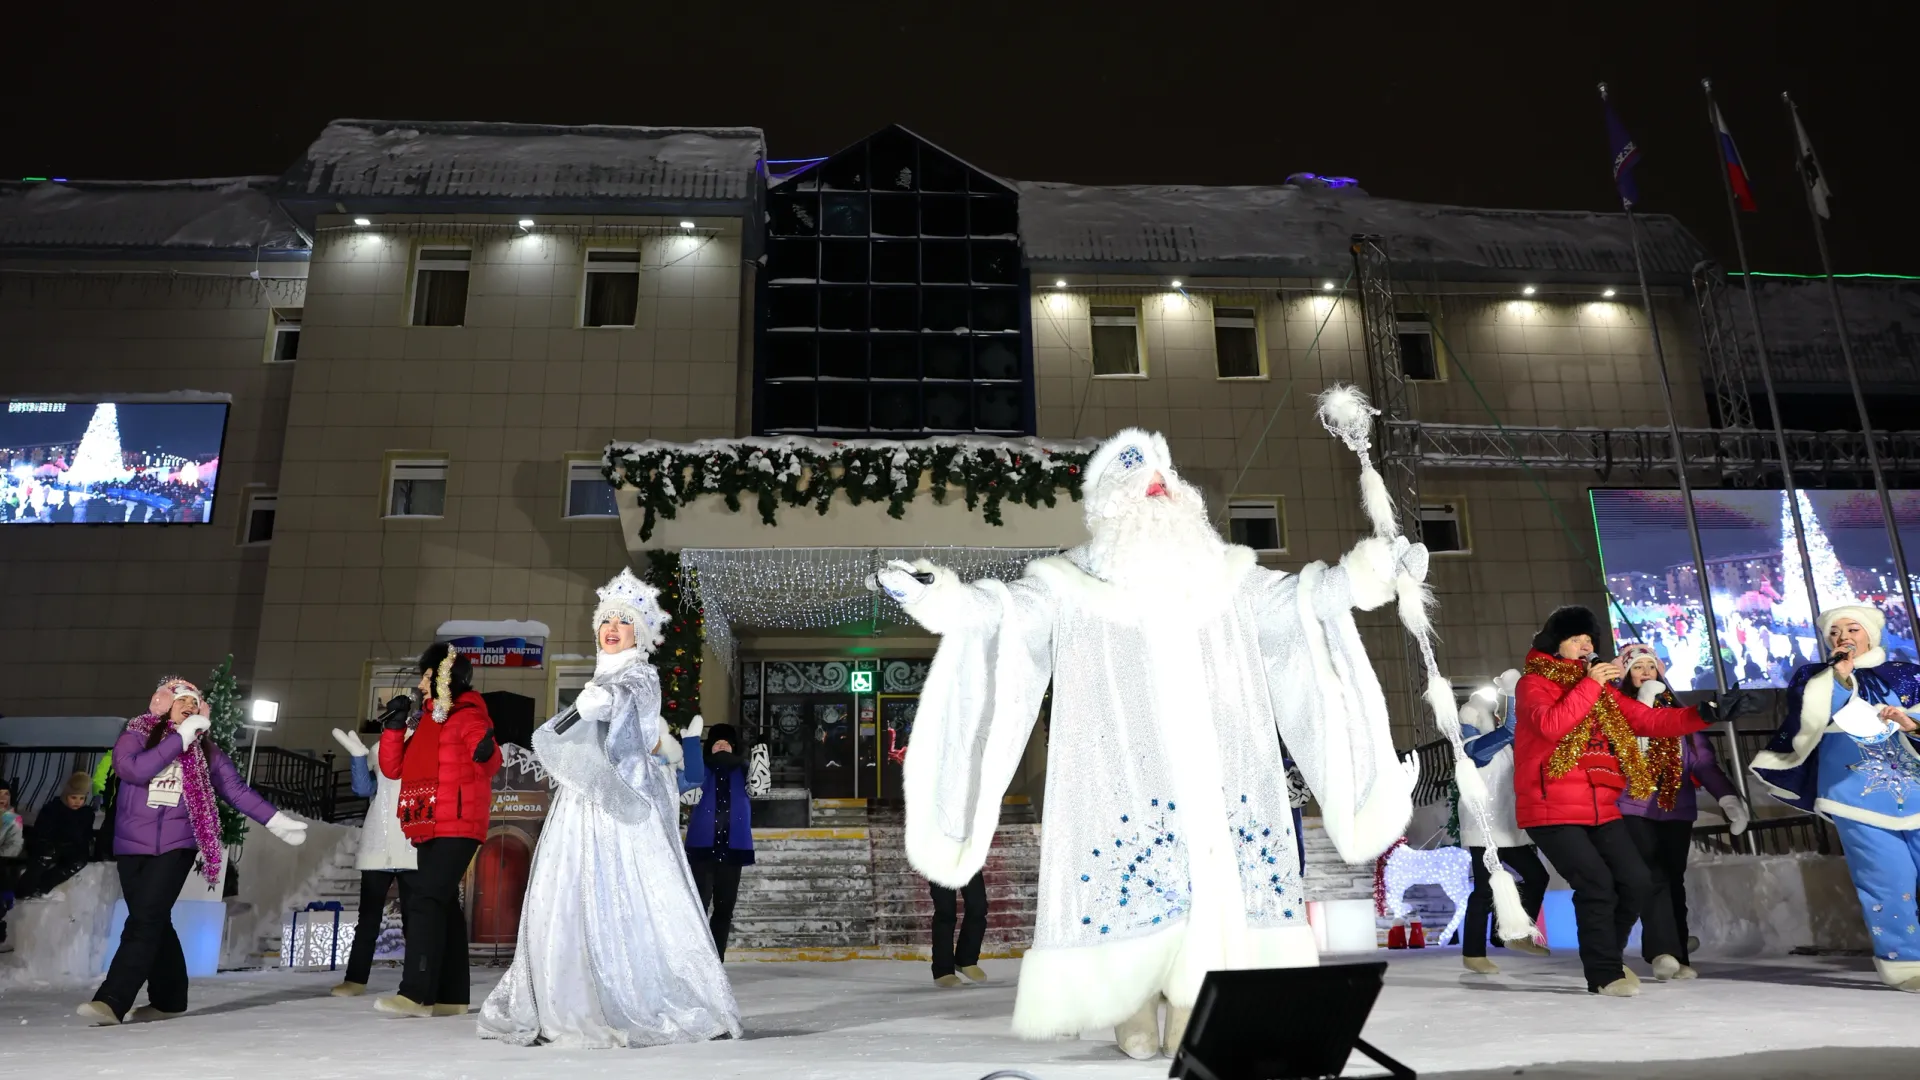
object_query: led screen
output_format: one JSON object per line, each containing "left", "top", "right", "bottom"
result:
{"left": 2, "top": 399, "right": 228, "bottom": 524}
{"left": 1590, "top": 488, "right": 1920, "bottom": 690}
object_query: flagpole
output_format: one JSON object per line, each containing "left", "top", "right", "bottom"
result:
{"left": 1601, "top": 83, "right": 1731, "bottom": 704}
{"left": 1701, "top": 80, "right": 1823, "bottom": 623}
{"left": 1783, "top": 91, "right": 1920, "bottom": 644}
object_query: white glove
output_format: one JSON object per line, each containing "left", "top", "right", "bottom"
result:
{"left": 1339, "top": 537, "right": 1399, "bottom": 611}
{"left": 1397, "top": 537, "right": 1430, "bottom": 584}
{"left": 1719, "top": 794, "right": 1750, "bottom": 836}
{"left": 574, "top": 683, "right": 614, "bottom": 723}
{"left": 176, "top": 714, "right": 212, "bottom": 747}
{"left": 265, "top": 811, "right": 309, "bottom": 846}
{"left": 683, "top": 715, "right": 703, "bottom": 740}
{"left": 1637, "top": 680, "right": 1667, "bottom": 706}
{"left": 1495, "top": 668, "right": 1522, "bottom": 698}
{"left": 330, "top": 728, "right": 369, "bottom": 758}
{"left": 872, "top": 559, "right": 930, "bottom": 606}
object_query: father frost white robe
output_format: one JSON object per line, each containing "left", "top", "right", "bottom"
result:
{"left": 899, "top": 544, "right": 1412, "bottom": 1038}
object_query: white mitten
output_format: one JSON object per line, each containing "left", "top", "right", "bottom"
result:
{"left": 574, "top": 682, "right": 614, "bottom": 724}
{"left": 330, "top": 728, "right": 369, "bottom": 758}
{"left": 176, "top": 715, "right": 212, "bottom": 747}
{"left": 1495, "top": 668, "right": 1522, "bottom": 698}
{"left": 1637, "top": 680, "right": 1667, "bottom": 706}
{"left": 265, "top": 811, "right": 309, "bottom": 846}
{"left": 1397, "top": 538, "right": 1430, "bottom": 584}
{"left": 1719, "top": 794, "right": 1750, "bottom": 836}
{"left": 872, "top": 559, "right": 931, "bottom": 606}
{"left": 683, "top": 714, "right": 704, "bottom": 740}
{"left": 1339, "top": 537, "right": 1399, "bottom": 611}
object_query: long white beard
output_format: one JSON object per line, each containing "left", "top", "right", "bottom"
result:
{"left": 1081, "top": 486, "right": 1231, "bottom": 602}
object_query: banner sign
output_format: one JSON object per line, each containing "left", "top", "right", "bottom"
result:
{"left": 435, "top": 634, "right": 544, "bottom": 668}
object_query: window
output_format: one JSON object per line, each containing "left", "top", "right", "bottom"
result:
{"left": 411, "top": 247, "right": 471, "bottom": 326}
{"left": 582, "top": 249, "right": 641, "bottom": 327}
{"left": 385, "top": 456, "right": 448, "bottom": 518}
{"left": 1090, "top": 305, "right": 1142, "bottom": 376}
{"left": 564, "top": 457, "right": 619, "bottom": 518}
{"left": 267, "top": 308, "right": 302, "bottom": 363}
{"left": 361, "top": 663, "right": 418, "bottom": 734}
{"left": 550, "top": 662, "right": 594, "bottom": 713}
{"left": 1419, "top": 500, "right": 1469, "bottom": 554}
{"left": 1214, "top": 305, "right": 1263, "bottom": 378}
{"left": 1398, "top": 314, "right": 1439, "bottom": 380}
{"left": 1228, "top": 499, "right": 1286, "bottom": 552}
{"left": 241, "top": 490, "right": 277, "bottom": 545}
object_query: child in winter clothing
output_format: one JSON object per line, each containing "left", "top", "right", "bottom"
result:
{"left": 328, "top": 725, "right": 417, "bottom": 996}
{"left": 80, "top": 677, "right": 309, "bottom": 1026}
{"left": 1513, "top": 606, "right": 1719, "bottom": 997}
{"left": 377, "top": 644, "right": 502, "bottom": 1018}
{"left": 1456, "top": 671, "right": 1551, "bottom": 974}
{"left": 1615, "top": 643, "right": 1747, "bottom": 980}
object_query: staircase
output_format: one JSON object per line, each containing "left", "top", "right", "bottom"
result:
{"left": 254, "top": 828, "right": 364, "bottom": 965}
{"left": 725, "top": 827, "right": 874, "bottom": 951}
{"left": 870, "top": 797, "right": 1040, "bottom": 958}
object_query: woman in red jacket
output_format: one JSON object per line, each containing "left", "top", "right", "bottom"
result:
{"left": 1514, "top": 606, "right": 1715, "bottom": 998}
{"left": 376, "top": 643, "right": 501, "bottom": 1017}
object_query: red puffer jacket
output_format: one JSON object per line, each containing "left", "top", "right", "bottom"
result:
{"left": 1513, "top": 651, "right": 1706, "bottom": 829}
{"left": 380, "top": 690, "right": 501, "bottom": 843}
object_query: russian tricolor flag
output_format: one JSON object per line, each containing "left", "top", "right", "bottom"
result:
{"left": 1711, "top": 101, "right": 1758, "bottom": 212}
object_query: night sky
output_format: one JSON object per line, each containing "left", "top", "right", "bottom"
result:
{"left": 4, "top": 2, "right": 1906, "bottom": 272}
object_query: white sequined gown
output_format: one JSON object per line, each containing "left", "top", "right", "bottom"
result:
{"left": 478, "top": 647, "right": 741, "bottom": 1047}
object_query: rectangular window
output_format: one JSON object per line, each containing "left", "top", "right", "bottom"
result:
{"left": 1214, "top": 305, "right": 1263, "bottom": 378}
{"left": 411, "top": 247, "right": 471, "bottom": 327}
{"left": 362, "top": 663, "right": 418, "bottom": 733}
{"left": 552, "top": 664, "right": 594, "bottom": 713}
{"left": 385, "top": 457, "right": 448, "bottom": 518}
{"left": 1397, "top": 314, "right": 1439, "bottom": 380}
{"left": 241, "top": 490, "right": 277, "bottom": 545}
{"left": 564, "top": 458, "right": 619, "bottom": 518}
{"left": 1420, "top": 500, "right": 1469, "bottom": 554}
{"left": 267, "top": 308, "right": 302, "bottom": 363}
{"left": 582, "top": 248, "right": 641, "bottom": 327}
{"left": 1228, "top": 499, "right": 1286, "bottom": 552}
{"left": 1090, "top": 305, "right": 1142, "bottom": 376}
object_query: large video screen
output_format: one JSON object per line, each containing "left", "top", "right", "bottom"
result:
{"left": 2, "top": 399, "right": 228, "bottom": 524}
{"left": 1591, "top": 488, "right": 1920, "bottom": 690}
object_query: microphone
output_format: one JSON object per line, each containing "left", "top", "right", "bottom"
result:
{"left": 548, "top": 703, "right": 583, "bottom": 735}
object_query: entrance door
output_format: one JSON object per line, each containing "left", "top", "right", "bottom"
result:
{"left": 875, "top": 695, "right": 918, "bottom": 802}
{"left": 766, "top": 694, "right": 858, "bottom": 798}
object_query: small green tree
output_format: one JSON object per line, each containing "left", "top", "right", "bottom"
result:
{"left": 205, "top": 655, "right": 250, "bottom": 845}
{"left": 642, "top": 550, "right": 703, "bottom": 734}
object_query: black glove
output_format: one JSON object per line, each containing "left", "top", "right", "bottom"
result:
{"left": 377, "top": 695, "right": 411, "bottom": 731}
{"left": 1700, "top": 690, "right": 1752, "bottom": 725}
{"left": 473, "top": 728, "right": 496, "bottom": 763}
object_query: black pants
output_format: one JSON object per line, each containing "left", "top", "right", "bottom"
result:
{"left": 1528, "top": 821, "right": 1654, "bottom": 991}
{"left": 396, "top": 837, "right": 478, "bottom": 1007}
{"left": 93, "top": 848, "right": 197, "bottom": 1018}
{"left": 344, "top": 869, "right": 399, "bottom": 986}
{"left": 1622, "top": 815, "right": 1694, "bottom": 964}
{"left": 692, "top": 861, "right": 742, "bottom": 961}
{"left": 929, "top": 871, "right": 988, "bottom": 978}
{"left": 1460, "top": 845, "right": 1550, "bottom": 957}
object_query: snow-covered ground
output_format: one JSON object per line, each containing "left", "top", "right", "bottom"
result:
{"left": 1, "top": 949, "right": 1915, "bottom": 1079}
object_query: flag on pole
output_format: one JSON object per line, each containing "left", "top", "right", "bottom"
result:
{"left": 1600, "top": 83, "right": 1642, "bottom": 206}
{"left": 1710, "top": 99, "right": 1759, "bottom": 212}
{"left": 1788, "top": 96, "right": 1832, "bottom": 218}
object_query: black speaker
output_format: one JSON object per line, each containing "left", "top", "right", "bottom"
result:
{"left": 1168, "top": 962, "right": 1412, "bottom": 1080}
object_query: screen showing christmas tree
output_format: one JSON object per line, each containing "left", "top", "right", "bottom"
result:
{"left": 1, "top": 399, "right": 229, "bottom": 525}
{"left": 1590, "top": 488, "right": 1920, "bottom": 691}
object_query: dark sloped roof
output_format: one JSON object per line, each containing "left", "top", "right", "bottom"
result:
{"left": 0, "top": 178, "right": 308, "bottom": 253}
{"left": 1730, "top": 276, "right": 1920, "bottom": 387}
{"left": 1016, "top": 181, "right": 1707, "bottom": 282}
{"left": 284, "top": 119, "right": 767, "bottom": 202}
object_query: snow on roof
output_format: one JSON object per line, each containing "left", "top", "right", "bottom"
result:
{"left": 1731, "top": 276, "right": 1920, "bottom": 387}
{"left": 0, "top": 177, "right": 308, "bottom": 253}
{"left": 286, "top": 119, "right": 768, "bottom": 202}
{"left": 436, "top": 619, "right": 553, "bottom": 639}
{"left": 1015, "top": 181, "right": 1707, "bottom": 282}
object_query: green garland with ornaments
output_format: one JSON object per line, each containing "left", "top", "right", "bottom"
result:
{"left": 204, "top": 655, "right": 250, "bottom": 846}
{"left": 644, "top": 549, "right": 703, "bottom": 734}
{"left": 603, "top": 436, "right": 1093, "bottom": 542}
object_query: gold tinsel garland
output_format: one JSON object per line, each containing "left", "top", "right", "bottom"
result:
{"left": 1525, "top": 654, "right": 1655, "bottom": 799}
{"left": 1642, "top": 736, "right": 1685, "bottom": 810}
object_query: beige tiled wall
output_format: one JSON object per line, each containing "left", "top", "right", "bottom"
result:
{"left": 1031, "top": 279, "right": 1704, "bottom": 743}
{"left": 253, "top": 217, "right": 745, "bottom": 749}
{"left": 0, "top": 261, "right": 305, "bottom": 718}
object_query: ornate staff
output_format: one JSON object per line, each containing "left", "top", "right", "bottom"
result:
{"left": 1316, "top": 384, "right": 1536, "bottom": 944}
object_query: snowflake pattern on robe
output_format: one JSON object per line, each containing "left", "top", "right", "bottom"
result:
{"left": 1228, "top": 793, "right": 1304, "bottom": 924}
{"left": 1847, "top": 732, "right": 1920, "bottom": 809}
{"left": 1076, "top": 800, "right": 1191, "bottom": 936}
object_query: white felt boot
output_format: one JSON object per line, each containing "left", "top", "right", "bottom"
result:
{"left": 1113, "top": 998, "right": 1161, "bottom": 1061}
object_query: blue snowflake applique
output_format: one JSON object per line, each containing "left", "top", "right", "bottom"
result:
{"left": 1077, "top": 803, "right": 1189, "bottom": 934}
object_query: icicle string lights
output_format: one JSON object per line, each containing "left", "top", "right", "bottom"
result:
{"left": 603, "top": 435, "right": 1095, "bottom": 541}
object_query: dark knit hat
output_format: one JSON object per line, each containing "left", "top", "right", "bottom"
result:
{"left": 1532, "top": 605, "right": 1602, "bottom": 656}
{"left": 705, "top": 723, "right": 742, "bottom": 754}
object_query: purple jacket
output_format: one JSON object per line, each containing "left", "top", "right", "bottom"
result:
{"left": 111, "top": 726, "right": 277, "bottom": 858}
{"left": 1617, "top": 731, "right": 1738, "bottom": 822}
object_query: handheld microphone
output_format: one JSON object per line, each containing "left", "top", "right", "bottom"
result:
{"left": 548, "top": 703, "right": 583, "bottom": 735}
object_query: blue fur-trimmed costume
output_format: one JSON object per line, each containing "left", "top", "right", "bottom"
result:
{"left": 1750, "top": 604, "right": 1920, "bottom": 990}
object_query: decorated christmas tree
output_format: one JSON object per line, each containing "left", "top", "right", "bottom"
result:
{"left": 66, "top": 403, "right": 126, "bottom": 487}
{"left": 1781, "top": 488, "right": 1856, "bottom": 615}
{"left": 643, "top": 550, "right": 704, "bottom": 734}
{"left": 204, "top": 655, "right": 250, "bottom": 845}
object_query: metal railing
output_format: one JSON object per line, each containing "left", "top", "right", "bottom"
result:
{"left": 1692, "top": 813, "right": 1834, "bottom": 857}
{"left": 245, "top": 746, "right": 339, "bottom": 822}
{"left": 0, "top": 745, "right": 111, "bottom": 815}
{"left": 1388, "top": 420, "right": 1920, "bottom": 482}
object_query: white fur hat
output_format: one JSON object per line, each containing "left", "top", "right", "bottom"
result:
{"left": 592, "top": 567, "right": 669, "bottom": 650}
{"left": 1082, "top": 428, "right": 1173, "bottom": 521}
{"left": 1818, "top": 604, "right": 1885, "bottom": 649}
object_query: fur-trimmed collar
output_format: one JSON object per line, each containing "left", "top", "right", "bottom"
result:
{"left": 1751, "top": 650, "right": 1888, "bottom": 775}
{"left": 594, "top": 644, "right": 648, "bottom": 679}
{"left": 1039, "top": 545, "right": 1258, "bottom": 622}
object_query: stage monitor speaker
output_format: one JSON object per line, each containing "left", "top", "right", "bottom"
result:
{"left": 1168, "top": 961, "right": 1412, "bottom": 1080}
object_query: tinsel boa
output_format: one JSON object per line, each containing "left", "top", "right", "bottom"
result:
{"left": 1524, "top": 654, "right": 1655, "bottom": 799}
{"left": 126, "top": 712, "right": 224, "bottom": 886}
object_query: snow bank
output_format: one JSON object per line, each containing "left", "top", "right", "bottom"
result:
{"left": 2, "top": 863, "right": 121, "bottom": 987}
{"left": 1687, "top": 851, "right": 1870, "bottom": 956}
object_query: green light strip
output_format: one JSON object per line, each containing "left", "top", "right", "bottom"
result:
{"left": 21, "top": 177, "right": 47, "bottom": 182}
{"left": 1733, "top": 271, "right": 1920, "bottom": 281}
